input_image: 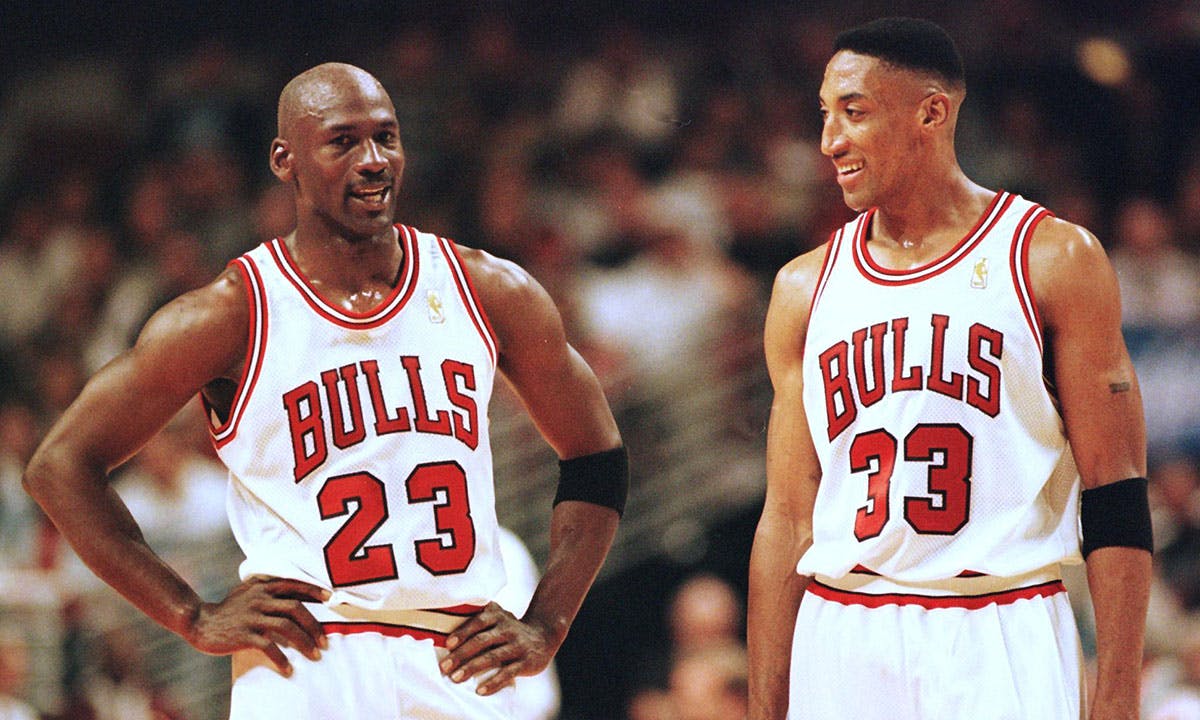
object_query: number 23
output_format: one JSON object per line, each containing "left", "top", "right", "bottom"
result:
{"left": 317, "top": 461, "right": 476, "bottom": 587}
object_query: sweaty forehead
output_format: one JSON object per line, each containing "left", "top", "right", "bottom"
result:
{"left": 279, "top": 67, "right": 394, "bottom": 137}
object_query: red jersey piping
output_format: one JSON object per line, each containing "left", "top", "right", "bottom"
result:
{"left": 264, "top": 225, "right": 419, "bottom": 329}
{"left": 808, "top": 578, "right": 1065, "bottom": 610}
{"left": 437, "top": 237, "right": 499, "bottom": 368}
{"left": 808, "top": 227, "right": 843, "bottom": 316}
{"left": 209, "top": 257, "right": 268, "bottom": 448}
{"left": 852, "top": 192, "right": 1013, "bottom": 286}
{"left": 1009, "top": 205, "right": 1053, "bottom": 353}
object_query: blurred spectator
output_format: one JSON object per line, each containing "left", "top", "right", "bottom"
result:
{"left": 456, "top": 14, "right": 547, "bottom": 127}
{"left": 1178, "top": 158, "right": 1200, "bottom": 252}
{"left": 573, "top": 210, "right": 755, "bottom": 394}
{"left": 1151, "top": 455, "right": 1200, "bottom": 610}
{"left": 0, "top": 624, "right": 40, "bottom": 720}
{"left": 84, "top": 227, "right": 211, "bottom": 374}
{"left": 1110, "top": 197, "right": 1200, "bottom": 330}
{"left": 1144, "top": 620, "right": 1200, "bottom": 720}
{"left": 0, "top": 402, "right": 44, "bottom": 570}
{"left": 667, "top": 573, "right": 743, "bottom": 653}
{"left": 551, "top": 21, "right": 680, "bottom": 154}
{"left": 0, "top": 195, "right": 72, "bottom": 348}
{"left": 112, "top": 417, "right": 229, "bottom": 557}
{"left": 249, "top": 181, "right": 297, "bottom": 245}
{"left": 667, "top": 641, "right": 748, "bottom": 720}
{"left": 626, "top": 688, "right": 675, "bottom": 720}
{"left": 1109, "top": 197, "right": 1200, "bottom": 454}
{"left": 70, "top": 628, "right": 182, "bottom": 720}
{"left": 142, "top": 40, "right": 273, "bottom": 180}
{"left": 626, "top": 572, "right": 744, "bottom": 716}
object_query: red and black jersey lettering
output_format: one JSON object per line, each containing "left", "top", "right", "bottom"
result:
{"left": 821, "top": 314, "right": 1005, "bottom": 441}
{"left": 285, "top": 356, "right": 481, "bottom": 481}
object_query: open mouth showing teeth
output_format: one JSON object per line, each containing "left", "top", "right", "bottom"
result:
{"left": 351, "top": 187, "right": 390, "bottom": 204}
{"left": 838, "top": 162, "right": 864, "bottom": 175}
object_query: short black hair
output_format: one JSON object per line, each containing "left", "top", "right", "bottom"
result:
{"left": 834, "top": 17, "right": 964, "bottom": 86}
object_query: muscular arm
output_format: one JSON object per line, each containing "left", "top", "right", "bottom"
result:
{"left": 443, "top": 249, "right": 622, "bottom": 694}
{"left": 23, "top": 269, "right": 328, "bottom": 675}
{"left": 748, "top": 250, "right": 826, "bottom": 720}
{"left": 1030, "top": 218, "right": 1150, "bottom": 720}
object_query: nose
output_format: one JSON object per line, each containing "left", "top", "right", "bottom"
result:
{"left": 356, "top": 139, "right": 388, "bottom": 173}
{"left": 820, "top": 116, "right": 847, "bottom": 158}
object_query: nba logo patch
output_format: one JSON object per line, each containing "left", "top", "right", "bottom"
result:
{"left": 970, "top": 257, "right": 988, "bottom": 289}
{"left": 427, "top": 290, "right": 446, "bottom": 323}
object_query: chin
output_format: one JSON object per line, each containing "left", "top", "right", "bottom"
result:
{"left": 356, "top": 211, "right": 398, "bottom": 234}
{"left": 841, "top": 191, "right": 872, "bottom": 213}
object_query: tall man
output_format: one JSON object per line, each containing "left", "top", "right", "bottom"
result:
{"left": 25, "top": 62, "right": 628, "bottom": 719}
{"left": 747, "top": 18, "right": 1152, "bottom": 720}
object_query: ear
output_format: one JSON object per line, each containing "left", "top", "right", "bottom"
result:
{"left": 270, "top": 138, "right": 293, "bottom": 182}
{"left": 919, "top": 92, "right": 952, "bottom": 131}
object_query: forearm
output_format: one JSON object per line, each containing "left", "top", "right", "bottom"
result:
{"left": 24, "top": 447, "right": 202, "bottom": 638}
{"left": 521, "top": 500, "right": 619, "bottom": 650}
{"left": 747, "top": 508, "right": 810, "bottom": 720}
{"left": 1086, "top": 545, "right": 1152, "bottom": 718}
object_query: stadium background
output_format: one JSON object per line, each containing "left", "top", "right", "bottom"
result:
{"left": 1, "top": 1, "right": 1199, "bottom": 718}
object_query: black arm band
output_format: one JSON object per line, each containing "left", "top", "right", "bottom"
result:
{"left": 1080, "top": 476, "right": 1153, "bottom": 558}
{"left": 554, "top": 446, "right": 629, "bottom": 517}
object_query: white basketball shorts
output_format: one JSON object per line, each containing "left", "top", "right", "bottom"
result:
{"left": 788, "top": 567, "right": 1086, "bottom": 720}
{"left": 229, "top": 604, "right": 518, "bottom": 720}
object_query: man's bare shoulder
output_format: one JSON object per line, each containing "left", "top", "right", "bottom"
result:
{"left": 1027, "top": 215, "right": 1105, "bottom": 267}
{"left": 449, "top": 244, "right": 562, "bottom": 360}
{"left": 770, "top": 243, "right": 833, "bottom": 310}
{"left": 762, "top": 243, "right": 833, "bottom": 370}
{"left": 140, "top": 265, "right": 243, "bottom": 332}
{"left": 133, "top": 265, "right": 249, "bottom": 382}
{"left": 454, "top": 245, "right": 538, "bottom": 301}
{"left": 1026, "top": 214, "right": 1123, "bottom": 332}
{"left": 1025, "top": 215, "right": 1114, "bottom": 294}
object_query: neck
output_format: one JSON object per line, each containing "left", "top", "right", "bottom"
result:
{"left": 872, "top": 168, "right": 991, "bottom": 251}
{"left": 285, "top": 223, "right": 402, "bottom": 292}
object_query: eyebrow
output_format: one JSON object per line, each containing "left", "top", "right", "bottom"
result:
{"left": 819, "top": 91, "right": 868, "bottom": 108}
{"left": 325, "top": 118, "right": 399, "bottom": 133}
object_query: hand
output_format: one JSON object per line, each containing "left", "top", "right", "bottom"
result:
{"left": 186, "top": 576, "right": 331, "bottom": 677}
{"left": 439, "top": 602, "right": 556, "bottom": 696}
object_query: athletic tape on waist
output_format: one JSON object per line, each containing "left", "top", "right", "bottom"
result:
{"left": 808, "top": 578, "right": 1066, "bottom": 610}
{"left": 308, "top": 603, "right": 485, "bottom": 646}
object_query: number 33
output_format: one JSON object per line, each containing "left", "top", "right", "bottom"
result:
{"left": 851, "top": 423, "right": 972, "bottom": 541}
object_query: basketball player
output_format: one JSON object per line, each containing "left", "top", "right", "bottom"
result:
{"left": 23, "top": 63, "right": 628, "bottom": 719}
{"left": 747, "top": 18, "right": 1152, "bottom": 720}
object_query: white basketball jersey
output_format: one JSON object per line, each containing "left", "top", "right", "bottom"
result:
{"left": 798, "top": 192, "right": 1081, "bottom": 582}
{"left": 208, "top": 225, "right": 505, "bottom": 611}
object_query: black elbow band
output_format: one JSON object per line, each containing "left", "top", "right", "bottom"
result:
{"left": 554, "top": 446, "right": 629, "bottom": 517}
{"left": 1080, "top": 476, "right": 1153, "bottom": 558}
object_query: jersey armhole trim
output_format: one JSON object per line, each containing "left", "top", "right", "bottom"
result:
{"left": 809, "top": 225, "right": 844, "bottom": 315}
{"left": 1009, "top": 205, "right": 1053, "bottom": 353}
{"left": 437, "top": 237, "right": 499, "bottom": 367}
{"left": 209, "top": 256, "right": 268, "bottom": 448}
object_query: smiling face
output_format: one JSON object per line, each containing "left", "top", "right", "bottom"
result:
{"left": 271, "top": 64, "right": 405, "bottom": 242}
{"left": 818, "top": 51, "right": 939, "bottom": 213}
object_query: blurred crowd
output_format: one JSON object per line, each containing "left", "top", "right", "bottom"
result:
{"left": 1, "top": 1, "right": 1200, "bottom": 719}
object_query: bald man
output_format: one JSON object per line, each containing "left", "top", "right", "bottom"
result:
{"left": 25, "top": 62, "right": 627, "bottom": 719}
